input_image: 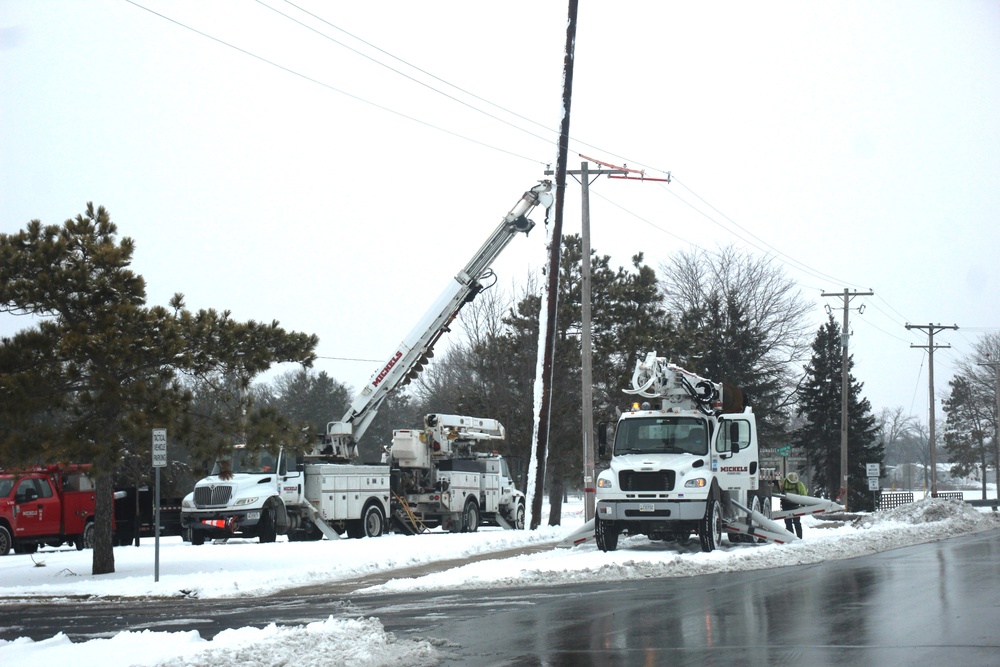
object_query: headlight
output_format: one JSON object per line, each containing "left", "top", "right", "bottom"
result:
{"left": 597, "top": 477, "right": 614, "bottom": 489}
{"left": 684, "top": 478, "right": 707, "bottom": 488}
{"left": 234, "top": 497, "right": 259, "bottom": 506}
{"left": 181, "top": 497, "right": 193, "bottom": 508}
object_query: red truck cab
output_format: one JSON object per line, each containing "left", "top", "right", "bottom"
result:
{"left": 0, "top": 465, "right": 97, "bottom": 556}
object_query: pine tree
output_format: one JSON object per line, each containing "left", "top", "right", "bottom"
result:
{"left": 0, "top": 204, "right": 317, "bottom": 574}
{"left": 795, "top": 315, "right": 883, "bottom": 509}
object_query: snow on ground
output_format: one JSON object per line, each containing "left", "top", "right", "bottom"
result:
{"left": 2, "top": 496, "right": 998, "bottom": 667}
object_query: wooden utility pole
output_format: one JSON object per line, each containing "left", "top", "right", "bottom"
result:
{"left": 822, "top": 288, "right": 873, "bottom": 510}
{"left": 905, "top": 322, "right": 958, "bottom": 497}
{"left": 529, "top": 0, "right": 578, "bottom": 530}
{"left": 546, "top": 157, "right": 668, "bottom": 522}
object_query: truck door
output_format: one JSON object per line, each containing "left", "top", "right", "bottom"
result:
{"left": 714, "top": 415, "right": 758, "bottom": 498}
{"left": 14, "top": 477, "right": 61, "bottom": 537}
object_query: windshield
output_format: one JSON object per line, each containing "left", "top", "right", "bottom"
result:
{"left": 614, "top": 416, "right": 709, "bottom": 456}
{"left": 212, "top": 448, "right": 277, "bottom": 476}
{"left": 0, "top": 479, "right": 12, "bottom": 498}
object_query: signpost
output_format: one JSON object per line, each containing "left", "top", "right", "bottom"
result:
{"left": 152, "top": 428, "right": 167, "bottom": 582}
{"left": 867, "top": 462, "right": 880, "bottom": 510}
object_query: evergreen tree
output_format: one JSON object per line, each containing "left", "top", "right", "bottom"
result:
{"left": 660, "top": 246, "right": 811, "bottom": 445}
{"left": 0, "top": 204, "right": 316, "bottom": 574}
{"left": 942, "top": 333, "right": 1000, "bottom": 497}
{"left": 795, "top": 315, "right": 882, "bottom": 509}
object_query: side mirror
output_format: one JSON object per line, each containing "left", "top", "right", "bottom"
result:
{"left": 597, "top": 423, "right": 610, "bottom": 460}
{"left": 729, "top": 422, "right": 741, "bottom": 454}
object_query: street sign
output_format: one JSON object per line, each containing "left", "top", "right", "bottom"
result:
{"left": 776, "top": 445, "right": 792, "bottom": 457}
{"left": 868, "top": 477, "right": 880, "bottom": 491}
{"left": 866, "top": 463, "right": 880, "bottom": 477}
{"left": 152, "top": 428, "right": 167, "bottom": 468}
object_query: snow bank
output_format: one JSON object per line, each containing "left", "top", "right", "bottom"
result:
{"left": 1, "top": 617, "right": 442, "bottom": 667}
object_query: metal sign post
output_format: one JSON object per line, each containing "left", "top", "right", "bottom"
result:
{"left": 867, "top": 463, "right": 880, "bottom": 510}
{"left": 152, "top": 428, "right": 167, "bottom": 582}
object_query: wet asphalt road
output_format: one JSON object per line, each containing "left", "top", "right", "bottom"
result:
{"left": 2, "top": 530, "right": 998, "bottom": 666}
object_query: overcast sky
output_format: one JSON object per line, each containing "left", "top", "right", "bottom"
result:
{"left": 2, "top": 1, "right": 998, "bottom": 425}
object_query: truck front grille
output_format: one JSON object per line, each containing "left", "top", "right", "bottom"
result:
{"left": 194, "top": 485, "right": 233, "bottom": 508}
{"left": 619, "top": 470, "right": 675, "bottom": 492}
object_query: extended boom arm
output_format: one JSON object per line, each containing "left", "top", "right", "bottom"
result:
{"left": 322, "top": 182, "right": 554, "bottom": 460}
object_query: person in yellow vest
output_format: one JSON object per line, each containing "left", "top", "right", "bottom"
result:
{"left": 781, "top": 472, "right": 807, "bottom": 538}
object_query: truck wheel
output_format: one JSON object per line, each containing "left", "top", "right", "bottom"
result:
{"left": 700, "top": 498, "right": 723, "bottom": 553}
{"left": 258, "top": 507, "right": 277, "bottom": 544}
{"left": 362, "top": 503, "right": 385, "bottom": 538}
{"left": 752, "top": 494, "right": 769, "bottom": 544}
{"left": 462, "top": 500, "right": 480, "bottom": 533}
{"left": 513, "top": 502, "right": 525, "bottom": 530}
{"left": 75, "top": 522, "right": 96, "bottom": 551}
{"left": 14, "top": 542, "right": 39, "bottom": 555}
{"left": 595, "top": 516, "right": 619, "bottom": 552}
{"left": 0, "top": 526, "right": 11, "bottom": 556}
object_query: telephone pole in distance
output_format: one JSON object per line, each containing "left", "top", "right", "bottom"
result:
{"left": 905, "top": 322, "right": 958, "bottom": 497}
{"left": 822, "top": 288, "right": 873, "bottom": 510}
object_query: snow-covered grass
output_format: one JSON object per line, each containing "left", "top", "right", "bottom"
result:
{"left": 2, "top": 497, "right": 998, "bottom": 667}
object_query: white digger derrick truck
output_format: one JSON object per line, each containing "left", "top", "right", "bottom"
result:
{"left": 564, "top": 352, "right": 842, "bottom": 553}
{"left": 389, "top": 413, "right": 526, "bottom": 534}
{"left": 180, "top": 182, "right": 552, "bottom": 544}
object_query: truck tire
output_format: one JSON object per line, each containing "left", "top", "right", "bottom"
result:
{"left": 75, "top": 522, "right": 96, "bottom": 551}
{"left": 0, "top": 526, "right": 11, "bottom": 556}
{"left": 461, "top": 500, "right": 480, "bottom": 533}
{"left": 595, "top": 516, "right": 619, "bottom": 552}
{"left": 699, "top": 498, "right": 723, "bottom": 553}
{"left": 753, "top": 493, "right": 770, "bottom": 544}
{"left": 348, "top": 502, "right": 385, "bottom": 539}
{"left": 513, "top": 502, "right": 525, "bottom": 530}
{"left": 258, "top": 507, "right": 277, "bottom": 544}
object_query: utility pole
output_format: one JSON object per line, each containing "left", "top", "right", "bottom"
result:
{"left": 977, "top": 353, "right": 1000, "bottom": 500}
{"left": 548, "top": 157, "right": 668, "bottom": 522}
{"left": 529, "top": 0, "right": 578, "bottom": 530}
{"left": 822, "top": 288, "right": 873, "bottom": 510}
{"left": 905, "top": 322, "right": 958, "bottom": 498}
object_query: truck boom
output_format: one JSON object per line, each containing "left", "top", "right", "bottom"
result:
{"left": 323, "top": 181, "right": 553, "bottom": 460}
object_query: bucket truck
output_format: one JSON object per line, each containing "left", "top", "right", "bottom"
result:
{"left": 180, "top": 182, "right": 552, "bottom": 544}
{"left": 560, "top": 352, "right": 842, "bottom": 552}
{"left": 389, "top": 413, "right": 526, "bottom": 533}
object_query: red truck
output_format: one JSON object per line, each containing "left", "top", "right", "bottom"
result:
{"left": 0, "top": 465, "right": 97, "bottom": 556}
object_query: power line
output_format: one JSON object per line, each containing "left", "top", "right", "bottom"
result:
{"left": 257, "top": 0, "right": 560, "bottom": 149}
{"left": 124, "top": 0, "right": 546, "bottom": 165}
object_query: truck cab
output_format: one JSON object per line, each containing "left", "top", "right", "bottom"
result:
{"left": 181, "top": 446, "right": 304, "bottom": 544}
{"left": 0, "top": 466, "right": 97, "bottom": 556}
{"left": 594, "top": 353, "right": 767, "bottom": 553}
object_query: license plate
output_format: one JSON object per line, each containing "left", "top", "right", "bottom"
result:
{"left": 639, "top": 503, "right": 655, "bottom": 512}
{"left": 245, "top": 511, "right": 260, "bottom": 520}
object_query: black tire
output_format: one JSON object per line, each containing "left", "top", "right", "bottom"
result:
{"left": 513, "top": 502, "right": 526, "bottom": 530}
{"left": 0, "top": 526, "right": 10, "bottom": 557}
{"left": 699, "top": 498, "right": 723, "bottom": 553}
{"left": 755, "top": 492, "right": 771, "bottom": 544}
{"left": 595, "top": 516, "right": 619, "bottom": 552}
{"left": 75, "top": 522, "right": 96, "bottom": 551}
{"left": 361, "top": 503, "right": 385, "bottom": 538}
{"left": 258, "top": 507, "right": 277, "bottom": 544}
{"left": 462, "top": 500, "right": 480, "bottom": 533}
